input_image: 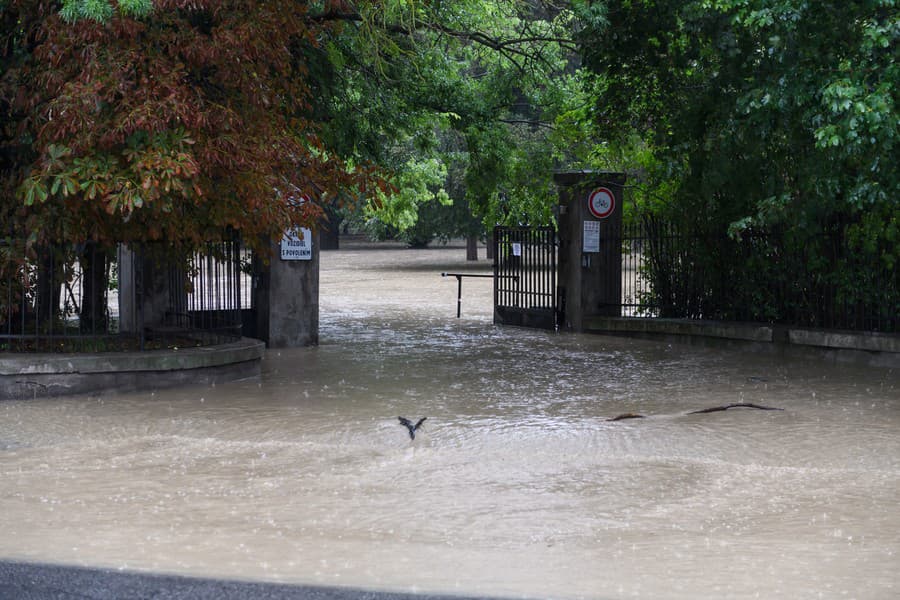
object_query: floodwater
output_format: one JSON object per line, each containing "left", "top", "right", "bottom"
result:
{"left": 1, "top": 242, "right": 899, "bottom": 599}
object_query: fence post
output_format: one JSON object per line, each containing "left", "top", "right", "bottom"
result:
{"left": 554, "top": 171, "right": 626, "bottom": 332}
{"left": 253, "top": 228, "right": 320, "bottom": 348}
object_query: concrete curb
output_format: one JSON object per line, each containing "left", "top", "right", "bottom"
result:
{"left": 583, "top": 316, "right": 774, "bottom": 343}
{"left": 788, "top": 328, "right": 900, "bottom": 353}
{"left": 0, "top": 338, "right": 265, "bottom": 400}
{"left": 581, "top": 317, "right": 899, "bottom": 368}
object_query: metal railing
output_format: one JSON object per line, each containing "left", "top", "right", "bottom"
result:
{"left": 1, "top": 236, "right": 247, "bottom": 352}
{"left": 618, "top": 215, "right": 898, "bottom": 333}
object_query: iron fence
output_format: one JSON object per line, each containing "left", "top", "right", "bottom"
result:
{"left": 618, "top": 215, "right": 898, "bottom": 333}
{"left": 1, "top": 236, "right": 247, "bottom": 353}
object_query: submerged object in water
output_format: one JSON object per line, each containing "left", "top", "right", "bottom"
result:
{"left": 607, "top": 413, "right": 645, "bottom": 421}
{"left": 398, "top": 416, "right": 427, "bottom": 440}
{"left": 687, "top": 402, "right": 784, "bottom": 414}
{"left": 607, "top": 403, "right": 784, "bottom": 422}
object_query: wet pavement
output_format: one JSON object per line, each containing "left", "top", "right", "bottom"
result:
{"left": 0, "top": 560, "right": 512, "bottom": 600}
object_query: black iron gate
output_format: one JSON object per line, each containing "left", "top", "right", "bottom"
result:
{"left": 493, "top": 226, "right": 558, "bottom": 330}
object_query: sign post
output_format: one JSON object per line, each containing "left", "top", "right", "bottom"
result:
{"left": 553, "top": 171, "right": 626, "bottom": 331}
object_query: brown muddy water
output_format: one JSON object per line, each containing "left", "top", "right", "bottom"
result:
{"left": 1, "top": 243, "right": 898, "bottom": 599}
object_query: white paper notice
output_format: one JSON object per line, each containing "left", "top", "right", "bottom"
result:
{"left": 583, "top": 221, "right": 600, "bottom": 253}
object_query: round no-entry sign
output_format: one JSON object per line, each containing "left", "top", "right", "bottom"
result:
{"left": 587, "top": 187, "right": 615, "bottom": 219}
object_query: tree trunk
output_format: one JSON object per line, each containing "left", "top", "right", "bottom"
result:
{"left": 35, "top": 245, "right": 63, "bottom": 333}
{"left": 466, "top": 235, "right": 478, "bottom": 261}
{"left": 320, "top": 224, "right": 340, "bottom": 250}
{"left": 79, "top": 243, "right": 109, "bottom": 333}
{"left": 320, "top": 210, "right": 342, "bottom": 250}
{"left": 485, "top": 232, "right": 494, "bottom": 260}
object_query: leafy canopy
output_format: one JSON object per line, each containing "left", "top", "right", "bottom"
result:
{"left": 577, "top": 0, "right": 898, "bottom": 320}
{"left": 306, "top": 0, "right": 589, "bottom": 238}
{"left": 1, "top": 0, "right": 380, "bottom": 252}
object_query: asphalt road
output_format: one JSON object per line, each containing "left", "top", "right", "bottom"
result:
{"left": 0, "top": 561, "right": 503, "bottom": 600}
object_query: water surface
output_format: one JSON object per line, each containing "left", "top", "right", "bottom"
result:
{"left": 1, "top": 243, "right": 898, "bottom": 599}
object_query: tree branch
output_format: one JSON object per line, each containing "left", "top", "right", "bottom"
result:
{"left": 309, "top": 10, "right": 576, "bottom": 61}
{"left": 498, "top": 118, "right": 555, "bottom": 131}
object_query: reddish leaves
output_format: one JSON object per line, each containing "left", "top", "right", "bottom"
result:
{"left": 3, "top": 1, "right": 376, "bottom": 253}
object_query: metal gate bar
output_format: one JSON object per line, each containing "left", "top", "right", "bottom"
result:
{"left": 493, "top": 226, "right": 557, "bottom": 329}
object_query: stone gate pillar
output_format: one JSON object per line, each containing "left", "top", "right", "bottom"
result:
{"left": 554, "top": 171, "right": 626, "bottom": 332}
{"left": 253, "top": 227, "right": 319, "bottom": 347}
{"left": 117, "top": 244, "right": 187, "bottom": 333}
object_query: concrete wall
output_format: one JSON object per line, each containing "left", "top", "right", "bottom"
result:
{"left": 0, "top": 338, "right": 265, "bottom": 400}
{"left": 254, "top": 229, "right": 320, "bottom": 348}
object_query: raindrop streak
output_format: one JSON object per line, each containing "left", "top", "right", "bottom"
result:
{"left": 0, "top": 243, "right": 898, "bottom": 600}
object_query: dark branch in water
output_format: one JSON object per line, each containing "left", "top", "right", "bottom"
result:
{"left": 607, "top": 413, "right": 645, "bottom": 421}
{"left": 607, "top": 403, "right": 784, "bottom": 422}
{"left": 398, "top": 416, "right": 427, "bottom": 440}
{"left": 687, "top": 403, "right": 784, "bottom": 414}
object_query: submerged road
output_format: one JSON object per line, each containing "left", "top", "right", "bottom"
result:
{"left": 0, "top": 561, "right": 509, "bottom": 600}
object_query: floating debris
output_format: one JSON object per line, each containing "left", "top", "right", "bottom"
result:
{"left": 687, "top": 403, "right": 784, "bottom": 414}
{"left": 398, "top": 416, "right": 427, "bottom": 440}
{"left": 606, "top": 413, "right": 645, "bottom": 421}
{"left": 606, "top": 403, "right": 784, "bottom": 422}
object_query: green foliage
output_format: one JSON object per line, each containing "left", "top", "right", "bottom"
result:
{"left": 370, "top": 156, "right": 450, "bottom": 233}
{"left": 312, "top": 0, "right": 586, "bottom": 240}
{"left": 59, "top": 0, "right": 152, "bottom": 22}
{"left": 582, "top": 0, "right": 897, "bottom": 219}
{"left": 579, "top": 0, "right": 899, "bottom": 326}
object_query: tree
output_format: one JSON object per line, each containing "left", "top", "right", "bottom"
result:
{"left": 580, "top": 0, "right": 897, "bottom": 226}
{"left": 306, "top": 0, "right": 588, "bottom": 243}
{"left": 1, "top": 0, "right": 379, "bottom": 255}
{"left": 3, "top": 1, "right": 599, "bottom": 255}
{"left": 577, "top": 0, "right": 899, "bottom": 324}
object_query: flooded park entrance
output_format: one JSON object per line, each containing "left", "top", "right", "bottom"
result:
{"left": 1, "top": 241, "right": 899, "bottom": 599}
